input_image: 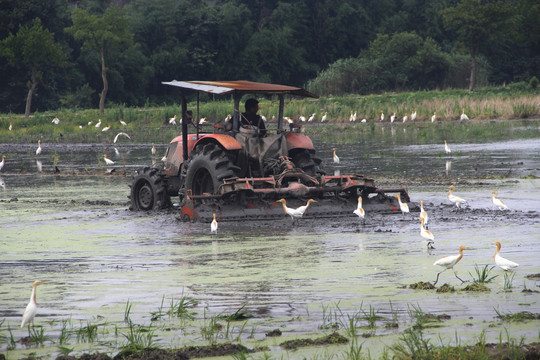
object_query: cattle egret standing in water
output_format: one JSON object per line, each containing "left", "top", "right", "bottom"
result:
{"left": 211, "top": 213, "right": 218, "bottom": 234}
{"left": 447, "top": 185, "right": 467, "bottom": 209}
{"left": 444, "top": 140, "right": 451, "bottom": 154}
{"left": 491, "top": 241, "right": 518, "bottom": 271}
{"left": 491, "top": 190, "right": 509, "bottom": 210}
{"left": 395, "top": 193, "right": 409, "bottom": 216}
{"left": 0, "top": 155, "right": 5, "bottom": 171}
{"left": 353, "top": 196, "right": 365, "bottom": 224}
{"left": 103, "top": 154, "right": 115, "bottom": 165}
{"left": 418, "top": 217, "right": 435, "bottom": 249}
{"left": 21, "top": 280, "right": 48, "bottom": 329}
{"left": 332, "top": 148, "right": 340, "bottom": 164}
{"left": 277, "top": 198, "right": 316, "bottom": 224}
{"left": 419, "top": 200, "right": 429, "bottom": 228}
{"left": 433, "top": 245, "right": 470, "bottom": 285}
{"left": 36, "top": 140, "right": 42, "bottom": 156}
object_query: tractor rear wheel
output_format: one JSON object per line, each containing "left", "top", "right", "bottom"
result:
{"left": 184, "top": 143, "right": 240, "bottom": 197}
{"left": 129, "top": 167, "right": 171, "bottom": 211}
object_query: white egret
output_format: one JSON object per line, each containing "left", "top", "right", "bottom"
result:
{"left": 353, "top": 196, "right": 365, "bottom": 224}
{"left": 95, "top": 119, "right": 101, "bottom": 128}
{"left": 431, "top": 112, "right": 437, "bottom": 123}
{"left": 402, "top": 115, "right": 408, "bottom": 123}
{"left": 120, "top": 119, "right": 128, "bottom": 126}
{"left": 321, "top": 112, "right": 327, "bottom": 122}
{"left": 390, "top": 112, "right": 396, "bottom": 123}
{"left": 361, "top": 118, "right": 367, "bottom": 123}
{"left": 491, "top": 241, "right": 518, "bottom": 271}
{"left": 411, "top": 108, "right": 417, "bottom": 121}
{"left": 308, "top": 113, "right": 316, "bottom": 122}
{"left": 88, "top": 121, "right": 93, "bottom": 126}
{"left": 444, "top": 140, "right": 451, "bottom": 154}
{"left": 169, "top": 115, "right": 177, "bottom": 125}
{"left": 113, "top": 132, "right": 131, "bottom": 143}
{"left": 433, "top": 245, "right": 470, "bottom": 285}
{"left": 418, "top": 217, "right": 435, "bottom": 249}
{"left": 419, "top": 200, "right": 429, "bottom": 228}
{"left": 224, "top": 114, "right": 232, "bottom": 123}
{"left": 102, "top": 125, "right": 111, "bottom": 132}
{"left": 380, "top": 111, "right": 385, "bottom": 122}
{"left": 261, "top": 115, "right": 267, "bottom": 122}
{"left": 447, "top": 185, "right": 467, "bottom": 209}
{"left": 21, "top": 280, "right": 48, "bottom": 329}
{"left": 35, "top": 140, "right": 42, "bottom": 156}
{"left": 199, "top": 117, "right": 207, "bottom": 125}
{"left": 491, "top": 190, "right": 509, "bottom": 210}
{"left": 51, "top": 117, "right": 60, "bottom": 125}
{"left": 103, "top": 154, "right": 115, "bottom": 165}
{"left": 276, "top": 198, "right": 317, "bottom": 224}
{"left": 9, "top": 122, "right": 13, "bottom": 131}
{"left": 394, "top": 193, "right": 409, "bottom": 216}
{"left": 300, "top": 115, "right": 306, "bottom": 122}
{"left": 152, "top": 144, "right": 156, "bottom": 155}
{"left": 460, "top": 109, "right": 469, "bottom": 121}
{"left": 332, "top": 148, "right": 340, "bottom": 164}
{"left": 0, "top": 155, "right": 5, "bottom": 171}
{"left": 211, "top": 213, "right": 218, "bottom": 234}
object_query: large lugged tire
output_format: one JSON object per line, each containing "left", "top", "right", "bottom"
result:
{"left": 129, "top": 167, "right": 171, "bottom": 211}
{"left": 291, "top": 149, "right": 324, "bottom": 176}
{"left": 184, "top": 143, "right": 240, "bottom": 196}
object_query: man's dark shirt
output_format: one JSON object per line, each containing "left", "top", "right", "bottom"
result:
{"left": 241, "top": 112, "right": 267, "bottom": 136}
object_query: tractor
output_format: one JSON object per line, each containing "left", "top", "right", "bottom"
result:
{"left": 129, "top": 80, "right": 410, "bottom": 221}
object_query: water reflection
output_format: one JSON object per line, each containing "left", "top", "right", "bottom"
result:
{"left": 445, "top": 160, "right": 452, "bottom": 176}
{"left": 35, "top": 159, "right": 42, "bottom": 172}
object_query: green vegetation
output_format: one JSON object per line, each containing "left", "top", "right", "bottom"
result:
{"left": 1, "top": 0, "right": 538, "bottom": 115}
{"left": 469, "top": 265, "right": 498, "bottom": 284}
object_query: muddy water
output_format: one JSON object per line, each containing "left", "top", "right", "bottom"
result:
{"left": 1, "top": 134, "right": 540, "bottom": 359}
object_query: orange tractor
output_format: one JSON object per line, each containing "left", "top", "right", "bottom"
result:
{"left": 129, "top": 80, "right": 409, "bottom": 221}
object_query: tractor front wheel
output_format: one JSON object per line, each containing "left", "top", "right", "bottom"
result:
{"left": 129, "top": 167, "right": 171, "bottom": 211}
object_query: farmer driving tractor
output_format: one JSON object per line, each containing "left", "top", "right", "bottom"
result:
{"left": 240, "top": 98, "right": 266, "bottom": 136}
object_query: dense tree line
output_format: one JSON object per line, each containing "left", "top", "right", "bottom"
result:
{"left": 0, "top": 0, "right": 538, "bottom": 114}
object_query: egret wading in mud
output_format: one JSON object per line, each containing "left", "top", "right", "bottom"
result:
{"left": 103, "top": 154, "right": 115, "bottom": 165}
{"left": 444, "top": 140, "right": 451, "bottom": 154}
{"left": 491, "top": 190, "right": 509, "bottom": 210}
{"left": 332, "top": 148, "right": 340, "bottom": 164}
{"left": 0, "top": 155, "right": 5, "bottom": 171}
{"left": 353, "top": 196, "right": 365, "bottom": 224}
{"left": 21, "top": 280, "right": 48, "bottom": 329}
{"left": 35, "top": 140, "right": 42, "bottom": 156}
{"left": 211, "top": 213, "right": 218, "bottom": 234}
{"left": 419, "top": 200, "right": 429, "bottom": 229}
{"left": 433, "top": 245, "right": 470, "bottom": 285}
{"left": 277, "top": 198, "right": 317, "bottom": 224}
{"left": 395, "top": 193, "right": 409, "bottom": 216}
{"left": 419, "top": 217, "right": 435, "bottom": 249}
{"left": 447, "top": 185, "right": 467, "bottom": 209}
{"left": 491, "top": 241, "right": 519, "bottom": 271}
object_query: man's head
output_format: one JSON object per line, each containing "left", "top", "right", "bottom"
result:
{"left": 245, "top": 98, "right": 259, "bottom": 114}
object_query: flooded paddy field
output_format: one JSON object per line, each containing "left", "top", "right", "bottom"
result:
{"left": 1, "top": 129, "right": 540, "bottom": 359}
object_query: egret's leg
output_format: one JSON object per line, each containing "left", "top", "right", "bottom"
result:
{"left": 453, "top": 270, "right": 465, "bottom": 283}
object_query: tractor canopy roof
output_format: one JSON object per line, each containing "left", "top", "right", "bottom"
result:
{"left": 162, "top": 80, "right": 318, "bottom": 99}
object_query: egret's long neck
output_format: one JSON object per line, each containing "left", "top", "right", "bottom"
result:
{"left": 280, "top": 202, "right": 288, "bottom": 213}
{"left": 457, "top": 248, "right": 464, "bottom": 262}
{"left": 494, "top": 244, "right": 501, "bottom": 259}
{"left": 358, "top": 198, "right": 362, "bottom": 209}
{"left": 31, "top": 286, "right": 37, "bottom": 304}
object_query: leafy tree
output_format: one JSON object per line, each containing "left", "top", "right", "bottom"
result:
{"left": 66, "top": 5, "right": 133, "bottom": 113}
{"left": 441, "top": 0, "right": 515, "bottom": 90}
{"left": 0, "top": 18, "right": 66, "bottom": 118}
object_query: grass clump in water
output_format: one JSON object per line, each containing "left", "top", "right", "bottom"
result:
{"left": 494, "top": 309, "right": 540, "bottom": 322}
{"left": 469, "top": 264, "right": 497, "bottom": 283}
{"left": 279, "top": 331, "right": 349, "bottom": 350}
{"left": 436, "top": 283, "right": 455, "bottom": 293}
{"left": 407, "top": 304, "right": 444, "bottom": 330}
{"left": 409, "top": 281, "right": 435, "bottom": 290}
{"left": 462, "top": 282, "right": 490, "bottom": 292}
